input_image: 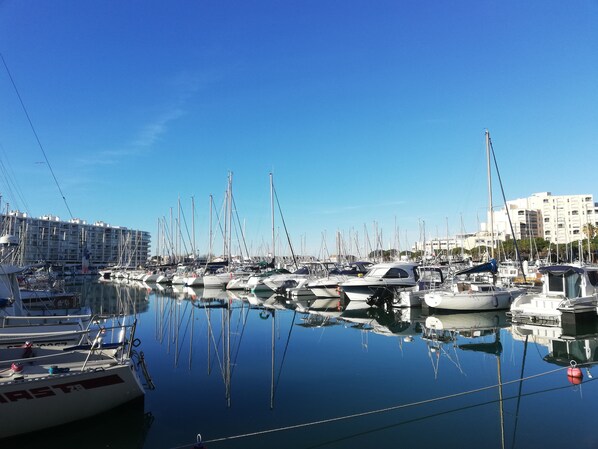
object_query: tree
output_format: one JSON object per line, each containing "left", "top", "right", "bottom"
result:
{"left": 583, "top": 223, "right": 597, "bottom": 239}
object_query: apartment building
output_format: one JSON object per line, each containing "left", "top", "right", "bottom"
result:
{"left": 0, "top": 211, "right": 151, "bottom": 268}
{"left": 492, "top": 192, "right": 598, "bottom": 243}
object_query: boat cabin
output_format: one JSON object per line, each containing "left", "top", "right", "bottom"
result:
{"left": 540, "top": 265, "right": 598, "bottom": 299}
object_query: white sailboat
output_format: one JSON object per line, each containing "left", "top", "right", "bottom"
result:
{"left": 0, "top": 321, "right": 147, "bottom": 439}
{"left": 424, "top": 131, "right": 523, "bottom": 311}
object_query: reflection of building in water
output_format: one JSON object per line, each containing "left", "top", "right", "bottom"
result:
{"left": 70, "top": 281, "right": 150, "bottom": 316}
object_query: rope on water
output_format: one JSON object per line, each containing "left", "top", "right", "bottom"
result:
{"left": 169, "top": 363, "right": 577, "bottom": 448}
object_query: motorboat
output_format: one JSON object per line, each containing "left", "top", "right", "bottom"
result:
{"left": 508, "top": 265, "right": 598, "bottom": 325}
{"left": 307, "top": 261, "right": 373, "bottom": 298}
{"left": 339, "top": 262, "right": 420, "bottom": 311}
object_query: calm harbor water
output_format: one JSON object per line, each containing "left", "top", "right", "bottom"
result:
{"left": 11, "top": 280, "right": 598, "bottom": 449}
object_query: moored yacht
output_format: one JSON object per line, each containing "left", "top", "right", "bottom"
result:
{"left": 307, "top": 261, "right": 373, "bottom": 298}
{"left": 339, "top": 261, "right": 420, "bottom": 311}
{"left": 508, "top": 264, "right": 598, "bottom": 325}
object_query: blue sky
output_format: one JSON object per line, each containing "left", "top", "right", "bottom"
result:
{"left": 0, "top": 1, "right": 597, "bottom": 257}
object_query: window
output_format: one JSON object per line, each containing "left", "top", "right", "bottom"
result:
{"left": 544, "top": 217, "right": 550, "bottom": 222}
{"left": 548, "top": 273, "right": 563, "bottom": 292}
{"left": 572, "top": 210, "right": 578, "bottom": 215}
{"left": 384, "top": 268, "right": 411, "bottom": 279}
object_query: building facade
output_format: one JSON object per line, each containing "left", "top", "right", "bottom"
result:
{"left": 492, "top": 192, "right": 598, "bottom": 243}
{"left": 0, "top": 211, "right": 151, "bottom": 268}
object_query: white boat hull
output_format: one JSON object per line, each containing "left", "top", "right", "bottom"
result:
{"left": 0, "top": 361, "right": 144, "bottom": 439}
{"left": 424, "top": 289, "right": 515, "bottom": 311}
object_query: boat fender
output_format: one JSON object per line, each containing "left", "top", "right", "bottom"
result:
{"left": 259, "top": 311, "right": 270, "bottom": 320}
{"left": 22, "top": 341, "right": 34, "bottom": 358}
{"left": 11, "top": 363, "right": 23, "bottom": 373}
{"left": 567, "top": 360, "right": 583, "bottom": 384}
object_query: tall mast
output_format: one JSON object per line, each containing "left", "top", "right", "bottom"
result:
{"left": 270, "top": 173, "right": 275, "bottom": 264}
{"left": 191, "top": 196, "right": 196, "bottom": 260}
{"left": 228, "top": 172, "right": 233, "bottom": 262}
{"left": 209, "top": 194, "right": 213, "bottom": 261}
{"left": 486, "top": 129, "right": 495, "bottom": 259}
{"left": 177, "top": 196, "right": 181, "bottom": 262}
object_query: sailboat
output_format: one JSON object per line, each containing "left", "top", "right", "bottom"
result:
{"left": 424, "top": 131, "right": 523, "bottom": 311}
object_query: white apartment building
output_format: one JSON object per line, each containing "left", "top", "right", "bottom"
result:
{"left": 0, "top": 210, "right": 151, "bottom": 267}
{"left": 491, "top": 192, "right": 598, "bottom": 243}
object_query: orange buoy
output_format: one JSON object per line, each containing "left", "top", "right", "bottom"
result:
{"left": 567, "top": 361, "right": 583, "bottom": 384}
{"left": 568, "top": 374, "right": 583, "bottom": 385}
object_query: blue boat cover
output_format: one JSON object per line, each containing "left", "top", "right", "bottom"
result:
{"left": 456, "top": 259, "right": 498, "bottom": 276}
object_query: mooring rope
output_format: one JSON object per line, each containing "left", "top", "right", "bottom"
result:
{"left": 169, "top": 363, "right": 580, "bottom": 448}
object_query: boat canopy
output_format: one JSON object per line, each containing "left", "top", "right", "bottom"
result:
{"left": 538, "top": 265, "right": 585, "bottom": 276}
{"left": 456, "top": 259, "right": 498, "bottom": 276}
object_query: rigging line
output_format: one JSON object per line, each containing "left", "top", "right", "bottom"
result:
{"left": 272, "top": 184, "right": 298, "bottom": 270}
{"left": 301, "top": 376, "right": 598, "bottom": 449}
{"left": 202, "top": 302, "right": 226, "bottom": 379}
{"left": 230, "top": 302, "right": 250, "bottom": 378}
{"left": 176, "top": 302, "right": 192, "bottom": 357}
{"left": 177, "top": 206, "right": 191, "bottom": 256}
{"left": 511, "top": 334, "right": 529, "bottom": 449}
{"left": 488, "top": 136, "right": 525, "bottom": 281}
{"left": 195, "top": 364, "right": 571, "bottom": 445}
{"left": 231, "top": 194, "right": 251, "bottom": 260}
{"left": 0, "top": 145, "right": 31, "bottom": 213}
{"left": 273, "top": 309, "right": 297, "bottom": 398}
{"left": 1, "top": 53, "right": 74, "bottom": 219}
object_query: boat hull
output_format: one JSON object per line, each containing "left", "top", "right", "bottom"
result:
{"left": 424, "top": 290, "right": 515, "bottom": 311}
{"left": 0, "top": 362, "right": 144, "bottom": 439}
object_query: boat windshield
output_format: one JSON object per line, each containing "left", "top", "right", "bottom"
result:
{"left": 367, "top": 266, "right": 411, "bottom": 279}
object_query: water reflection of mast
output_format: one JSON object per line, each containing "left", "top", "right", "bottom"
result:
{"left": 225, "top": 299, "right": 231, "bottom": 408}
{"left": 510, "top": 334, "right": 528, "bottom": 449}
{"left": 270, "top": 309, "right": 275, "bottom": 410}
{"left": 264, "top": 304, "right": 296, "bottom": 410}
{"left": 459, "top": 329, "right": 505, "bottom": 449}
{"left": 497, "top": 333, "right": 505, "bottom": 449}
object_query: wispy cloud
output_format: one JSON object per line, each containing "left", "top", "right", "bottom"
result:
{"left": 131, "top": 107, "right": 185, "bottom": 148}
{"left": 75, "top": 70, "right": 210, "bottom": 167}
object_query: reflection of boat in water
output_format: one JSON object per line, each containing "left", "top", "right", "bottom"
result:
{"left": 511, "top": 319, "right": 598, "bottom": 369}
{"left": 340, "top": 307, "right": 424, "bottom": 338}
{"left": 425, "top": 311, "right": 509, "bottom": 336}
{"left": 297, "top": 312, "right": 340, "bottom": 329}
{"left": 201, "top": 287, "right": 230, "bottom": 301}
{"left": 4, "top": 397, "right": 153, "bottom": 448}
{"left": 423, "top": 308, "right": 508, "bottom": 448}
